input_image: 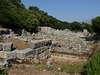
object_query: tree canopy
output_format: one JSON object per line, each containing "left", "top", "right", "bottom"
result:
{"left": 91, "top": 16, "right": 100, "bottom": 33}
{"left": 0, "top": 0, "right": 95, "bottom": 33}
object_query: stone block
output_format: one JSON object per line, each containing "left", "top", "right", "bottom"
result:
{"left": 0, "top": 51, "right": 16, "bottom": 59}
{"left": 16, "top": 48, "right": 35, "bottom": 59}
{"left": 44, "top": 50, "right": 49, "bottom": 55}
{"left": 30, "top": 40, "right": 42, "bottom": 49}
{"left": 0, "top": 62, "right": 6, "bottom": 67}
{"left": 32, "top": 50, "right": 36, "bottom": 55}
{"left": 6, "top": 51, "right": 17, "bottom": 59}
{"left": 41, "top": 46, "right": 49, "bottom": 52}
{"left": 43, "top": 39, "right": 52, "bottom": 46}
{"left": 38, "top": 53, "right": 42, "bottom": 58}
{"left": 0, "top": 51, "right": 6, "bottom": 58}
{"left": 2, "top": 43, "right": 13, "bottom": 51}
{"left": 37, "top": 48, "right": 41, "bottom": 54}
{"left": 29, "top": 39, "right": 52, "bottom": 49}
{"left": 35, "top": 48, "right": 41, "bottom": 55}
{"left": 52, "top": 41, "right": 58, "bottom": 47}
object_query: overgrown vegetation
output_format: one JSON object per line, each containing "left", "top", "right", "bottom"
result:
{"left": 91, "top": 16, "right": 100, "bottom": 33}
{"left": 0, "top": 69, "right": 7, "bottom": 75}
{"left": 60, "top": 63, "right": 86, "bottom": 74}
{"left": 0, "top": 58, "right": 4, "bottom": 62}
{"left": 85, "top": 49, "right": 100, "bottom": 75}
{"left": 0, "top": 0, "right": 96, "bottom": 33}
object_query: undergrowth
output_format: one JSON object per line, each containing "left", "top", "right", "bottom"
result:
{"left": 85, "top": 49, "right": 100, "bottom": 75}
{"left": 60, "top": 62, "right": 86, "bottom": 74}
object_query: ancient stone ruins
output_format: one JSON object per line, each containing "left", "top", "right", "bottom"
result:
{"left": 0, "top": 27, "right": 93, "bottom": 67}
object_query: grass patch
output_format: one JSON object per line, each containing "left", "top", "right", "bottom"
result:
{"left": 0, "top": 58, "right": 4, "bottom": 62}
{"left": 21, "top": 65, "right": 25, "bottom": 69}
{"left": 60, "top": 62, "right": 86, "bottom": 74}
{"left": 0, "top": 69, "right": 7, "bottom": 75}
{"left": 34, "top": 64, "right": 46, "bottom": 70}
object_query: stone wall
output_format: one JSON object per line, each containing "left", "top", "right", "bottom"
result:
{"left": 0, "top": 27, "right": 93, "bottom": 61}
{"left": 39, "top": 27, "right": 71, "bottom": 36}
{"left": 37, "top": 27, "right": 92, "bottom": 59}
{"left": 0, "top": 39, "right": 52, "bottom": 60}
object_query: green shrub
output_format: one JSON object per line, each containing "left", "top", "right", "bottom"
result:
{"left": 86, "top": 50, "right": 100, "bottom": 75}
{"left": 21, "top": 65, "right": 25, "bottom": 69}
{"left": 0, "top": 69, "right": 7, "bottom": 75}
{"left": 91, "top": 16, "right": 100, "bottom": 33}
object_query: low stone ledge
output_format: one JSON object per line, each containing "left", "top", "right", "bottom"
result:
{"left": 0, "top": 51, "right": 16, "bottom": 59}
{"left": 0, "top": 39, "right": 51, "bottom": 60}
{"left": 29, "top": 39, "right": 52, "bottom": 49}
{"left": 15, "top": 48, "right": 35, "bottom": 59}
{"left": 2, "top": 43, "right": 13, "bottom": 51}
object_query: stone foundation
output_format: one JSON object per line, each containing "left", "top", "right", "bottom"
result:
{"left": 0, "top": 39, "right": 52, "bottom": 60}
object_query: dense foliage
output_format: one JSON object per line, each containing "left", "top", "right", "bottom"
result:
{"left": 0, "top": 69, "right": 7, "bottom": 75}
{"left": 91, "top": 16, "right": 100, "bottom": 33}
{"left": 86, "top": 50, "right": 100, "bottom": 75}
{"left": 0, "top": 0, "right": 94, "bottom": 32}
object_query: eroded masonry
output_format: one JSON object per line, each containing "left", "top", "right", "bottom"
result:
{"left": 0, "top": 27, "right": 93, "bottom": 67}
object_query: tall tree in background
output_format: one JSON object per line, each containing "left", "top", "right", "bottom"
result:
{"left": 91, "top": 16, "right": 100, "bottom": 33}
{"left": 70, "top": 21, "right": 83, "bottom": 31}
{"left": 29, "top": 6, "right": 39, "bottom": 12}
{"left": 26, "top": 14, "right": 39, "bottom": 32}
{"left": 0, "top": 0, "right": 20, "bottom": 29}
{"left": 82, "top": 22, "right": 92, "bottom": 32}
{"left": 0, "top": 0, "right": 91, "bottom": 32}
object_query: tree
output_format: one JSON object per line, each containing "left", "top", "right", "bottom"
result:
{"left": 29, "top": 6, "right": 39, "bottom": 12}
{"left": 39, "top": 10, "right": 45, "bottom": 15}
{"left": 0, "top": 0, "right": 86, "bottom": 32}
{"left": 0, "top": 0, "right": 20, "bottom": 29}
{"left": 26, "top": 14, "right": 39, "bottom": 32}
{"left": 91, "top": 16, "right": 100, "bottom": 33}
{"left": 70, "top": 21, "right": 83, "bottom": 31}
{"left": 82, "top": 22, "right": 92, "bottom": 32}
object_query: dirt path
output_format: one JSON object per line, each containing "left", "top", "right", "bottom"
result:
{"left": 7, "top": 65, "right": 69, "bottom": 75}
{"left": 48, "top": 56, "right": 87, "bottom": 63}
{"left": 6, "top": 56, "right": 86, "bottom": 75}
